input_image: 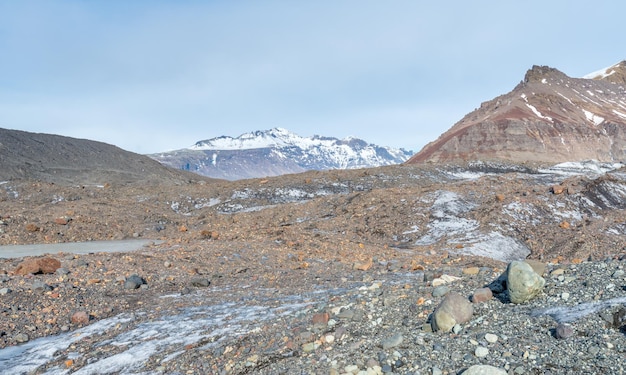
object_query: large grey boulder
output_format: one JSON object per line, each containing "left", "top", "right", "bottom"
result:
{"left": 506, "top": 260, "right": 545, "bottom": 304}
{"left": 431, "top": 292, "right": 473, "bottom": 332}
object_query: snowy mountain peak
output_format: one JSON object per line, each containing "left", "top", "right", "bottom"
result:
{"left": 152, "top": 128, "right": 413, "bottom": 180}
{"left": 583, "top": 60, "right": 626, "bottom": 84}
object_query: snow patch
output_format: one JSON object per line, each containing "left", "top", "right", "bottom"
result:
{"left": 525, "top": 103, "right": 553, "bottom": 122}
{"left": 532, "top": 296, "right": 626, "bottom": 323}
{"left": 452, "top": 232, "right": 531, "bottom": 263}
{"left": 582, "top": 109, "right": 604, "bottom": 125}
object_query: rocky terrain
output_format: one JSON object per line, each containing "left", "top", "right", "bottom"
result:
{"left": 1, "top": 157, "right": 626, "bottom": 374}
{"left": 408, "top": 61, "right": 626, "bottom": 164}
{"left": 149, "top": 128, "right": 413, "bottom": 180}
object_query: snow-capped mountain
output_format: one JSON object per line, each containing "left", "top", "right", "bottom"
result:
{"left": 149, "top": 128, "right": 413, "bottom": 180}
{"left": 408, "top": 60, "right": 626, "bottom": 165}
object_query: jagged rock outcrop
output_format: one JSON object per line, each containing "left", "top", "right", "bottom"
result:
{"left": 408, "top": 61, "right": 626, "bottom": 165}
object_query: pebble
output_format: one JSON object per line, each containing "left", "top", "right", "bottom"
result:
{"left": 190, "top": 277, "right": 210, "bottom": 287}
{"left": 124, "top": 274, "right": 146, "bottom": 289}
{"left": 432, "top": 285, "right": 449, "bottom": 297}
{"left": 471, "top": 287, "right": 493, "bottom": 303}
{"left": 474, "top": 346, "right": 489, "bottom": 357}
{"left": 462, "top": 364, "right": 507, "bottom": 375}
{"left": 0, "top": 287, "right": 11, "bottom": 295}
{"left": 381, "top": 333, "right": 403, "bottom": 350}
{"left": 555, "top": 323, "right": 574, "bottom": 339}
{"left": 484, "top": 333, "right": 498, "bottom": 343}
{"left": 14, "top": 333, "right": 29, "bottom": 343}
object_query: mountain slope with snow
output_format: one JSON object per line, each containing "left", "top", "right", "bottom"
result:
{"left": 150, "top": 128, "right": 413, "bottom": 180}
{"left": 408, "top": 60, "right": 626, "bottom": 165}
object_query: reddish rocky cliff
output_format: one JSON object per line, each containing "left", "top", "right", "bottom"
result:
{"left": 408, "top": 61, "right": 626, "bottom": 164}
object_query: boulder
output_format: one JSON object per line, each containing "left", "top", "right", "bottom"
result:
{"left": 14, "top": 257, "right": 61, "bottom": 275}
{"left": 506, "top": 260, "right": 545, "bottom": 304}
{"left": 431, "top": 292, "right": 473, "bottom": 332}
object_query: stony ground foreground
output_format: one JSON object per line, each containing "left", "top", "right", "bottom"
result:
{"left": 0, "top": 162, "right": 625, "bottom": 374}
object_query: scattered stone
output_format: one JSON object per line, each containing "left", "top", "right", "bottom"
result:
{"left": 613, "top": 307, "right": 626, "bottom": 329}
{"left": 432, "top": 274, "right": 461, "bottom": 287}
{"left": 312, "top": 312, "right": 330, "bottom": 326}
{"left": 14, "top": 333, "right": 29, "bottom": 343}
{"left": 56, "top": 267, "right": 70, "bottom": 275}
{"left": 471, "top": 287, "right": 493, "bottom": 303}
{"left": 353, "top": 258, "right": 373, "bottom": 271}
{"left": 0, "top": 287, "right": 11, "bottom": 295}
{"left": 612, "top": 269, "right": 625, "bottom": 278}
{"left": 24, "top": 223, "right": 39, "bottom": 232}
{"left": 54, "top": 216, "right": 72, "bottom": 225}
{"left": 555, "top": 323, "right": 574, "bottom": 339}
{"left": 474, "top": 346, "right": 489, "bottom": 357}
{"left": 484, "top": 333, "right": 498, "bottom": 343}
{"left": 551, "top": 185, "right": 566, "bottom": 194}
{"left": 31, "top": 280, "right": 52, "bottom": 292}
{"left": 124, "top": 274, "right": 146, "bottom": 289}
{"left": 14, "top": 257, "right": 61, "bottom": 275}
{"left": 506, "top": 260, "right": 545, "bottom": 304}
{"left": 431, "top": 292, "right": 474, "bottom": 332}
{"left": 462, "top": 365, "right": 507, "bottom": 375}
{"left": 463, "top": 267, "right": 480, "bottom": 275}
{"left": 71, "top": 311, "right": 90, "bottom": 325}
{"left": 190, "top": 277, "right": 210, "bottom": 287}
{"left": 381, "top": 333, "right": 403, "bottom": 350}
{"left": 432, "top": 285, "right": 449, "bottom": 297}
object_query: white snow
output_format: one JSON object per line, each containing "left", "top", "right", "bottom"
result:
{"left": 538, "top": 161, "right": 623, "bottom": 176}
{"left": 583, "top": 64, "right": 619, "bottom": 80}
{"left": 582, "top": 109, "right": 604, "bottom": 125}
{"left": 525, "top": 103, "right": 553, "bottom": 122}
{"left": 613, "top": 109, "right": 626, "bottom": 119}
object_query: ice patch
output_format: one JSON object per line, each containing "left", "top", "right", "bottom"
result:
{"left": 0, "top": 300, "right": 310, "bottom": 374}
{"left": 414, "top": 191, "right": 479, "bottom": 246}
{"left": 452, "top": 232, "right": 531, "bottom": 263}
{"left": 532, "top": 296, "right": 626, "bottom": 323}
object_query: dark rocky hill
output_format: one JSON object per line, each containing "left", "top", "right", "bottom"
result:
{"left": 0, "top": 128, "right": 208, "bottom": 185}
{"left": 408, "top": 61, "right": 626, "bottom": 165}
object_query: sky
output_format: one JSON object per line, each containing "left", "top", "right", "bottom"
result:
{"left": 0, "top": 1, "right": 624, "bottom": 154}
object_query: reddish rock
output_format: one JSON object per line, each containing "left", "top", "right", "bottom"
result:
{"left": 471, "top": 287, "right": 493, "bottom": 303}
{"left": 312, "top": 312, "right": 330, "bottom": 325}
{"left": 551, "top": 185, "right": 566, "bottom": 195}
{"left": 54, "top": 217, "right": 71, "bottom": 225}
{"left": 14, "top": 257, "right": 61, "bottom": 275}
{"left": 25, "top": 223, "right": 40, "bottom": 232}
{"left": 71, "top": 311, "right": 90, "bottom": 325}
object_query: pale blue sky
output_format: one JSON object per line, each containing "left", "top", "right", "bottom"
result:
{"left": 0, "top": 1, "right": 623, "bottom": 154}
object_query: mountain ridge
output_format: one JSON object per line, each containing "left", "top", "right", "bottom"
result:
{"left": 408, "top": 60, "right": 626, "bottom": 165}
{"left": 150, "top": 128, "right": 413, "bottom": 180}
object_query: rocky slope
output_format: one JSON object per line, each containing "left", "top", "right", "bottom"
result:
{"left": 408, "top": 61, "right": 626, "bottom": 165}
{"left": 149, "top": 128, "right": 413, "bottom": 180}
{"left": 0, "top": 128, "right": 207, "bottom": 186}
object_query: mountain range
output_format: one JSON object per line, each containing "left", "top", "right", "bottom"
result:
{"left": 408, "top": 60, "right": 626, "bottom": 165}
{"left": 148, "top": 128, "right": 413, "bottom": 180}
